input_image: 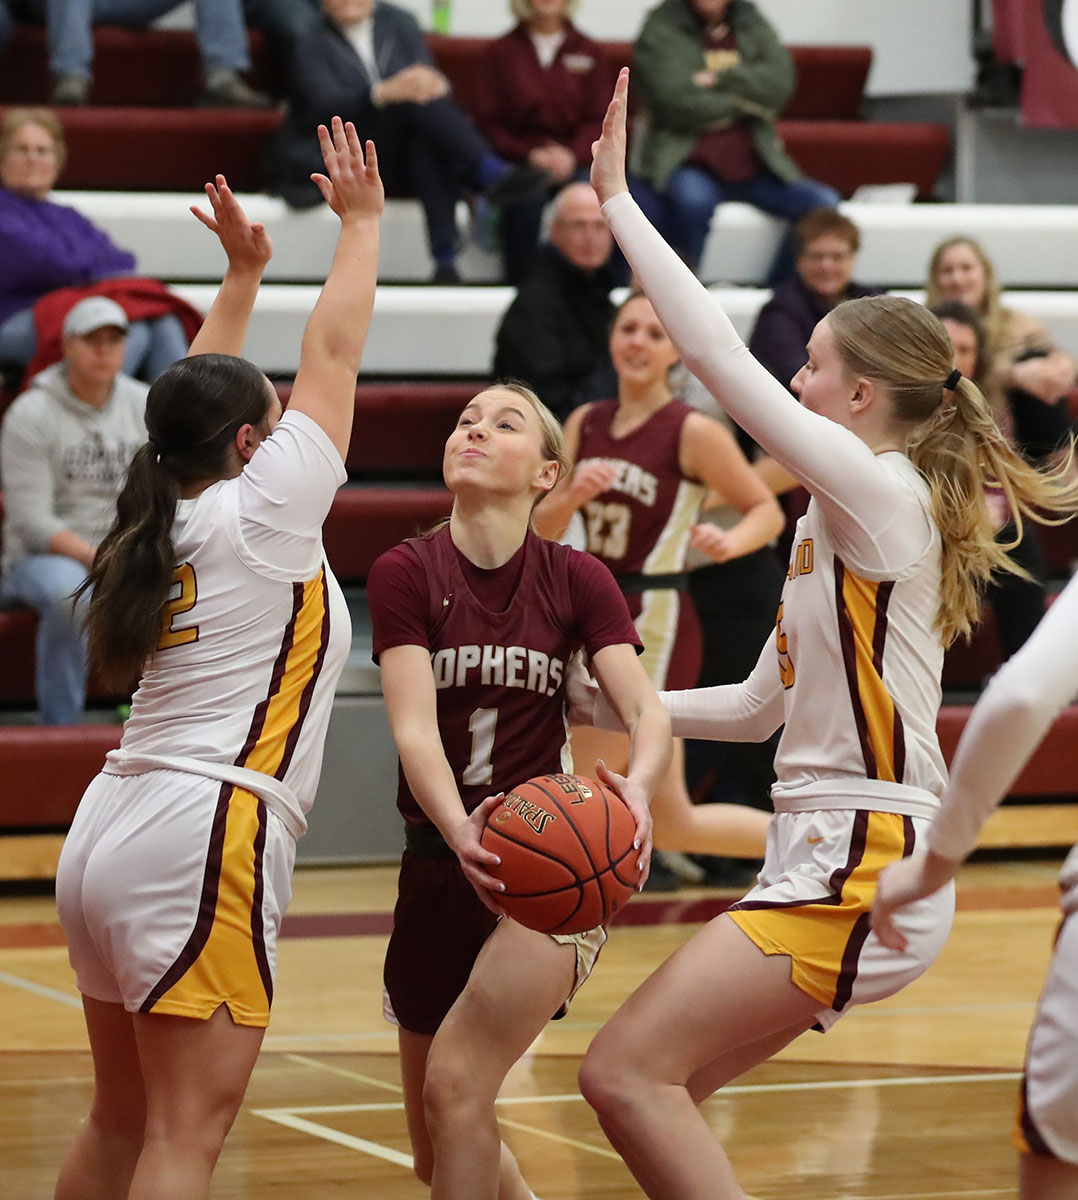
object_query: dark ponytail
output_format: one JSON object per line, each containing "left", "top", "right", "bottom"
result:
{"left": 80, "top": 353, "right": 273, "bottom": 687}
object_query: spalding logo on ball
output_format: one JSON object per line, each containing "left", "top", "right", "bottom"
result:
{"left": 480, "top": 773, "right": 641, "bottom": 935}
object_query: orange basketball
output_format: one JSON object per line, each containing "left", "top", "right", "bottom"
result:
{"left": 480, "top": 773, "right": 641, "bottom": 935}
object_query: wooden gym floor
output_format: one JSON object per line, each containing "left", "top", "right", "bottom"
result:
{"left": 1, "top": 855, "right": 1064, "bottom": 1199}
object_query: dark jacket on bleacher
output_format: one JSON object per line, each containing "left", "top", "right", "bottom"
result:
{"left": 749, "top": 273, "right": 881, "bottom": 394}
{"left": 493, "top": 244, "right": 618, "bottom": 424}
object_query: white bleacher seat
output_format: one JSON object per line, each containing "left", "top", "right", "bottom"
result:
{"left": 59, "top": 190, "right": 1078, "bottom": 288}
{"left": 171, "top": 285, "right": 772, "bottom": 376}
{"left": 59, "top": 192, "right": 503, "bottom": 283}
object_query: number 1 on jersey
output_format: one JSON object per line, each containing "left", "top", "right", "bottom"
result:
{"left": 463, "top": 706, "right": 498, "bottom": 786}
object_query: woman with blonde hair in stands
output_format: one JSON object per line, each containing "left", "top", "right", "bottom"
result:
{"left": 926, "top": 235, "right": 1076, "bottom": 415}
{"left": 569, "top": 70, "right": 1078, "bottom": 1200}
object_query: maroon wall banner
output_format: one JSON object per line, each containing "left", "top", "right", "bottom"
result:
{"left": 993, "top": 0, "right": 1078, "bottom": 126}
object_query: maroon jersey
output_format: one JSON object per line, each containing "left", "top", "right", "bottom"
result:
{"left": 575, "top": 399, "right": 706, "bottom": 579}
{"left": 368, "top": 526, "right": 640, "bottom": 828}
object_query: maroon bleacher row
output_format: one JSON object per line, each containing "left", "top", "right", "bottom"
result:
{"left": 0, "top": 25, "right": 949, "bottom": 197}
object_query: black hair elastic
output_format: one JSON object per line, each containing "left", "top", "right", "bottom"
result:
{"left": 944, "top": 368, "right": 962, "bottom": 391}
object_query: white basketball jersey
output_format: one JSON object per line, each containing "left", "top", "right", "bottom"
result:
{"left": 772, "top": 453, "right": 947, "bottom": 818}
{"left": 111, "top": 411, "right": 350, "bottom": 813}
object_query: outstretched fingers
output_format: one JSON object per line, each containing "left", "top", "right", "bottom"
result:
{"left": 590, "top": 66, "right": 630, "bottom": 204}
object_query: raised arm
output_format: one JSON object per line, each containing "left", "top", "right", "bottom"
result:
{"left": 187, "top": 174, "right": 273, "bottom": 358}
{"left": 591, "top": 71, "right": 922, "bottom": 569}
{"left": 288, "top": 119, "right": 384, "bottom": 462}
{"left": 872, "top": 570, "right": 1078, "bottom": 950}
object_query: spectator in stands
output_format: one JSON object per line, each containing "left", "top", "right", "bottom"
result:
{"left": 493, "top": 181, "right": 618, "bottom": 422}
{"left": 926, "top": 236, "right": 1077, "bottom": 424}
{"left": 24, "top": 0, "right": 272, "bottom": 107}
{"left": 475, "top": 0, "right": 616, "bottom": 284}
{"left": 632, "top": 0, "right": 839, "bottom": 283}
{"left": 266, "top": 0, "right": 550, "bottom": 283}
{"left": 931, "top": 298, "right": 1059, "bottom": 661}
{"left": 0, "top": 296, "right": 146, "bottom": 725}
{"left": 750, "top": 208, "right": 881, "bottom": 393}
{"left": 0, "top": 109, "right": 193, "bottom": 385}
{"left": 242, "top": 0, "right": 322, "bottom": 92}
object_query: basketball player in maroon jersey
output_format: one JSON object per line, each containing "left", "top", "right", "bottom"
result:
{"left": 535, "top": 291, "right": 783, "bottom": 865}
{"left": 367, "top": 381, "right": 672, "bottom": 1200}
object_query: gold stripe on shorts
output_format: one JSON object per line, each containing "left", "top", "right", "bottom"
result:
{"left": 141, "top": 786, "right": 273, "bottom": 1026}
{"left": 729, "top": 810, "right": 914, "bottom": 1011}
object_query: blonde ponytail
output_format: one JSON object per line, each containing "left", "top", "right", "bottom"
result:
{"left": 828, "top": 295, "right": 1078, "bottom": 647}
{"left": 907, "top": 376, "right": 1078, "bottom": 645}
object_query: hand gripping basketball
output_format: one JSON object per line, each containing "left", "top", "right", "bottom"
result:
{"left": 480, "top": 773, "right": 642, "bottom": 935}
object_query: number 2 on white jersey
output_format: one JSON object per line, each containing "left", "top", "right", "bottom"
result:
{"left": 463, "top": 706, "right": 498, "bottom": 786}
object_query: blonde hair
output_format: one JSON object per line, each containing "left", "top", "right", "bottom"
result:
{"left": 924, "top": 236, "right": 1006, "bottom": 356}
{"left": 510, "top": 0, "right": 578, "bottom": 20}
{"left": 0, "top": 108, "right": 67, "bottom": 175}
{"left": 488, "top": 380, "right": 572, "bottom": 484}
{"left": 827, "top": 295, "right": 1078, "bottom": 645}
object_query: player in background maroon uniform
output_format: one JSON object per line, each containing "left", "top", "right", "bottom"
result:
{"left": 535, "top": 291, "right": 782, "bottom": 865}
{"left": 367, "top": 381, "right": 672, "bottom": 1200}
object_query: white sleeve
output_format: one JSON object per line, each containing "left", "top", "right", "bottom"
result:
{"left": 927, "top": 572, "right": 1078, "bottom": 861}
{"left": 660, "top": 632, "right": 786, "bottom": 742}
{"left": 592, "top": 632, "right": 785, "bottom": 742}
{"left": 602, "top": 192, "right": 935, "bottom": 575}
{"left": 237, "top": 409, "right": 347, "bottom": 538}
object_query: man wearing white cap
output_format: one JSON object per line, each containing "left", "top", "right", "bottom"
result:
{"left": 0, "top": 296, "right": 147, "bottom": 723}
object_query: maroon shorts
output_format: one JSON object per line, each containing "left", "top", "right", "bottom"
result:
{"left": 383, "top": 845, "right": 499, "bottom": 1036}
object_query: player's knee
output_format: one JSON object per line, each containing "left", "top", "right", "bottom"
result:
{"left": 578, "top": 1044, "right": 633, "bottom": 1123}
{"left": 422, "top": 1055, "right": 474, "bottom": 1127}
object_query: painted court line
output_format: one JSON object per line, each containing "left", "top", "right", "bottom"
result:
{"left": 252, "top": 1068, "right": 1024, "bottom": 1172}
{"left": 285, "top": 1052, "right": 403, "bottom": 1096}
{"left": 253, "top": 1110, "right": 414, "bottom": 1169}
{"left": 496, "top": 1115, "right": 621, "bottom": 1161}
{"left": 265, "top": 1070, "right": 1023, "bottom": 1117}
{"left": 0, "top": 968, "right": 82, "bottom": 1009}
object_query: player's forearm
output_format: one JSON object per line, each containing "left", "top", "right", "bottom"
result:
{"left": 532, "top": 481, "right": 579, "bottom": 541}
{"left": 395, "top": 733, "right": 470, "bottom": 847}
{"left": 187, "top": 263, "right": 264, "bottom": 358}
{"left": 301, "top": 217, "right": 380, "bottom": 370}
{"left": 724, "top": 497, "right": 784, "bottom": 558}
{"left": 624, "top": 703, "right": 673, "bottom": 798}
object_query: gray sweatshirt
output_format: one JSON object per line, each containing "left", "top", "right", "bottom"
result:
{"left": 0, "top": 361, "right": 148, "bottom": 572}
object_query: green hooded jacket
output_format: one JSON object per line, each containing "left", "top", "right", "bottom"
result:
{"left": 631, "top": 0, "right": 803, "bottom": 191}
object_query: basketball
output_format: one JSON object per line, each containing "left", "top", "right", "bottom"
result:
{"left": 480, "top": 773, "right": 641, "bottom": 935}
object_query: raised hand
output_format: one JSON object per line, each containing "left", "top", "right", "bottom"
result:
{"left": 190, "top": 174, "right": 272, "bottom": 273}
{"left": 311, "top": 116, "right": 385, "bottom": 223}
{"left": 569, "top": 458, "right": 620, "bottom": 505}
{"left": 590, "top": 66, "right": 631, "bottom": 206}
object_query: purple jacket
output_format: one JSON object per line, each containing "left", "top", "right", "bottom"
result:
{"left": 0, "top": 190, "right": 136, "bottom": 326}
{"left": 749, "top": 273, "right": 881, "bottom": 394}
